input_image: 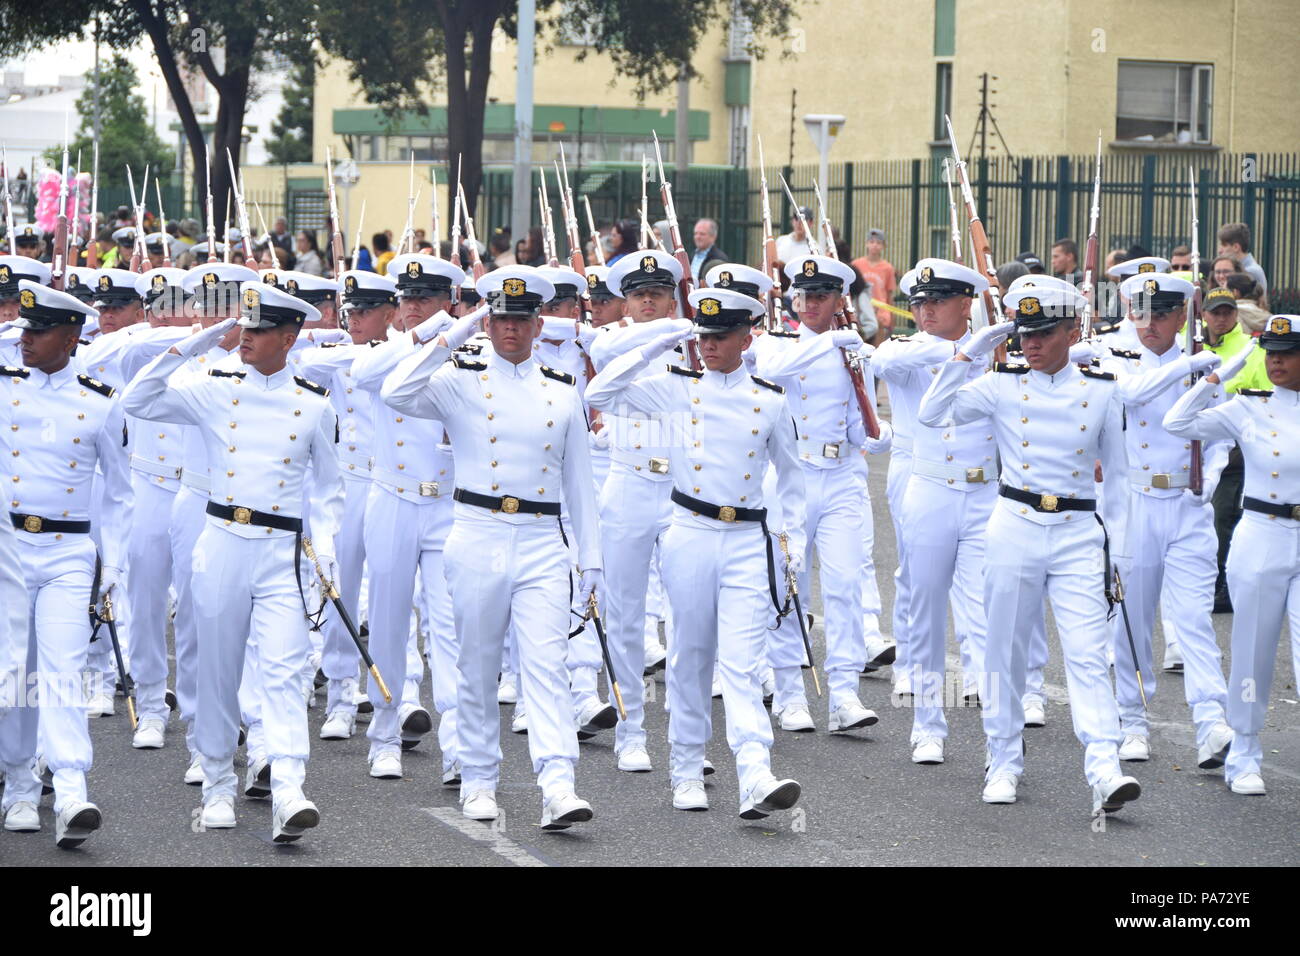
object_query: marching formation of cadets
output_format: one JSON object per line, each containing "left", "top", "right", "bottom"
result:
{"left": 0, "top": 211, "right": 1297, "bottom": 853}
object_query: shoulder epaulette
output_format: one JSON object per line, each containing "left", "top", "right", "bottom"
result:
{"left": 76, "top": 373, "right": 115, "bottom": 398}
{"left": 768, "top": 329, "right": 800, "bottom": 339}
{"left": 1110, "top": 349, "right": 1142, "bottom": 360}
{"left": 1080, "top": 366, "right": 1116, "bottom": 381}
{"left": 1093, "top": 322, "right": 1119, "bottom": 335}
{"left": 208, "top": 368, "right": 246, "bottom": 379}
{"left": 540, "top": 365, "right": 576, "bottom": 385}
{"left": 452, "top": 355, "right": 486, "bottom": 371}
{"left": 455, "top": 342, "right": 483, "bottom": 355}
{"left": 294, "top": 375, "right": 329, "bottom": 397}
{"left": 890, "top": 332, "right": 915, "bottom": 342}
{"left": 994, "top": 362, "right": 1030, "bottom": 373}
{"left": 751, "top": 375, "right": 784, "bottom": 393}
{"left": 1, "top": 366, "right": 29, "bottom": 379}
{"left": 1237, "top": 387, "right": 1273, "bottom": 397}
{"left": 319, "top": 341, "right": 343, "bottom": 349}
{"left": 668, "top": 364, "right": 703, "bottom": 378}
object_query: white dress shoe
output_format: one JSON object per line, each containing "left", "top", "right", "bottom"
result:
{"left": 702, "top": 759, "right": 715, "bottom": 776}
{"left": 320, "top": 709, "right": 356, "bottom": 740}
{"left": 54, "top": 801, "right": 102, "bottom": 849}
{"left": 496, "top": 674, "right": 518, "bottom": 705}
{"left": 642, "top": 640, "right": 667, "bottom": 675}
{"left": 399, "top": 703, "right": 433, "bottom": 750}
{"left": 441, "top": 763, "right": 462, "bottom": 787}
{"left": 86, "top": 692, "right": 114, "bottom": 717}
{"left": 540, "top": 792, "right": 593, "bottom": 831}
{"left": 1228, "top": 773, "right": 1265, "bottom": 795}
{"left": 912, "top": 737, "right": 945, "bottom": 764}
{"left": 272, "top": 798, "right": 320, "bottom": 843}
{"left": 982, "top": 772, "right": 1019, "bottom": 804}
{"left": 828, "top": 699, "right": 878, "bottom": 733}
{"left": 1118, "top": 734, "right": 1150, "bottom": 761}
{"left": 510, "top": 707, "right": 528, "bottom": 734}
{"left": 576, "top": 699, "right": 617, "bottom": 740}
{"left": 891, "top": 674, "right": 913, "bottom": 701}
{"left": 4, "top": 801, "right": 40, "bottom": 832}
{"left": 461, "top": 789, "right": 499, "bottom": 821}
{"left": 243, "top": 759, "right": 271, "bottom": 799}
{"left": 617, "top": 745, "right": 652, "bottom": 773}
{"left": 184, "top": 754, "right": 204, "bottom": 786}
{"left": 862, "top": 636, "right": 897, "bottom": 672}
{"left": 369, "top": 751, "right": 403, "bottom": 779}
{"left": 200, "top": 795, "right": 236, "bottom": 829}
{"left": 672, "top": 780, "right": 708, "bottom": 811}
{"left": 1093, "top": 775, "right": 1141, "bottom": 814}
{"left": 1197, "top": 723, "right": 1233, "bottom": 770}
{"left": 131, "top": 716, "right": 166, "bottom": 749}
{"left": 739, "top": 776, "right": 801, "bottom": 820}
{"left": 1023, "top": 697, "right": 1047, "bottom": 728}
{"left": 777, "top": 706, "right": 815, "bottom": 733}
{"left": 1162, "top": 641, "right": 1184, "bottom": 673}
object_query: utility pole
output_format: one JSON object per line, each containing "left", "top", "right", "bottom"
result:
{"left": 675, "top": 67, "right": 689, "bottom": 188}
{"left": 510, "top": 0, "right": 536, "bottom": 244}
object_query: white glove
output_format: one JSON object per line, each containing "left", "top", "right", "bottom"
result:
{"left": 98, "top": 566, "right": 122, "bottom": 599}
{"left": 1216, "top": 343, "right": 1256, "bottom": 384}
{"left": 589, "top": 426, "right": 610, "bottom": 451}
{"left": 442, "top": 307, "right": 488, "bottom": 350}
{"left": 174, "top": 318, "right": 238, "bottom": 359}
{"left": 864, "top": 418, "right": 894, "bottom": 455}
{"left": 639, "top": 326, "right": 693, "bottom": 362}
{"left": 1189, "top": 351, "right": 1223, "bottom": 375}
{"left": 1069, "top": 341, "right": 1101, "bottom": 365}
{"left": 854, "top": 341, "right": 877, "bottom": 361}
{"left": 316, "top": 553, "right": 337, "bottom": 584}
{"left": 830, "top": 329, "right": 863, "bottom": 351}
{"left": 578, "top": 568, "right": 603, "bottom": 605}
{"left": 962, "top": 320, "right": 1016, "bottom": 359}
{"left": 412, "top": 309, "right": 454, "bottom": 344}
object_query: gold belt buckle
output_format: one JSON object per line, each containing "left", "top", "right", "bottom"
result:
{"left": 718, "top": 505, "right": 737, "bottom": 523}
{"left": 649, "top": 457, "right": 669, "bottom": 474}
{"left": 233, "top": 506, "right": 253, "bottom": 524}
{"left": 22, "top": 515, "right": 42, "bottom": 533}
{"left": 965, "top": 467, "right": 985, "bottom": 483}
{"left": 1151, "top": 473, "right": 1172, "bottom": 489}
{"left": 1291, "top": 504, "right": 1300, "bottom": 521}
{"left": 501, "top": 496, "right": 520, "bottom": 514}
{"left": 1039, "top": 494, "right": 1059, "bottom": 512}
{"left": 419, "top": 481, "right": 439, "bottom": 497}
{"left": 822, "top": 443, "right": 841, "bottom": 459}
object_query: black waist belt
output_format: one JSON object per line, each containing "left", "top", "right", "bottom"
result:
{"left": 452, "top": 488, "right": 561, "bottom": 516}
{"left": 10, "top": 512, "right": 91, "bottom": 534}
{"left": 999, "top": 485, "right": 1096, "bottom": 514}
{"left": 1243, "top": 496, "right": 1300, "bottom": 521}
{"left": 670, "top": 489, "right": 767, "bottom": 523}
{"left": 670, "top": 490, "right": 783, "bottom": 616}
{"left": 206, "top": 502, "right": 304, "bottom": 532}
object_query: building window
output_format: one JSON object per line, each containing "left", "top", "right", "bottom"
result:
{"left": 934, "top": 62, "right": 952, "bottom": 142}
{"left": 1116, "top": 60, "right": 1213, "bottom": 144}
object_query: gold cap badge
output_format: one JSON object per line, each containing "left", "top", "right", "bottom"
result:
{"left": 641, "top": 255, "right": 657, "bottom": 273}
{"left": 19, "top": 289, "right": 36, "bottom": 310}
{"left": 502, "top": 277, "right": 526, "bottom": 297}
{"left": 1019, "top": 296, "right": 1041, "bottom": 315}
{"left": 243, "top": 287, "right": 261, "bottom": 309}
{"left": 407, "top": 261, "right": 421, "bottom": 278}
{"left": 919, "top": 266, "right": 933, "bottom": 284}
{"left": 1270, "top": 316, "right": 1293, "bottom": 335}
{"left": 803, "top": 260, "right": 818, "bottom": 278}
{"left": 700, "top": 298, "right": 721, "bottom": 316}
{"left": 1138, "top": 262, "right": 1156, "bottom": 273}
{"left": 1144, "top": 278, "right": 1159, "bottom": 296}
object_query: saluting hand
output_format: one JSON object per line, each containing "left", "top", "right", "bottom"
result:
{"left": 171, "top": 317, "right": 238, "bottom": 359}
{"left": 960, "top": 320, "right": 1015, "bottom": 360}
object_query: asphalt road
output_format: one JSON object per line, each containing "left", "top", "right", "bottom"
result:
{"left": 4, "top": 448, "right": 1297, "bottom": 867}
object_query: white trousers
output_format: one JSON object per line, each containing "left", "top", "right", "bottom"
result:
{"left": 661, "top": 520, "right": 775, "bottom": 797}
{"left": 87, "top": 471, "right": 129, "bottom": 684}
{"left": 598, "top": 470, "right": 673, "bottom": 751}
{"left": 0, "top": 516, "right": 30, "bottom": 713}
{"left": 362, "top": 488, "right": 456, "bottom": 761}
{"left": 169, "top": 487, "right": 208, "bottom": 755}
{"left": 885, "top": 453, "right": 913, "bottom": 680}
{"left": 444, "top": 512, "right": 577, "bottom": 800}
{"left": 981, "top": 506, "right": 1122, "bottom": 786}
{"left": 900, "top": 477, "right": 994, "bottom": 740}
{"left": 0, "top": 535, "right": 97, "bottom": 813}
{"left": 320, "top": 476, "right": 367, "bottom": 715}
{"left": 1112, "top": 493, "right": 1227, "bottom": 742}
{"left": 193, "top": 525, "right": 309, "bottom": 808}
{"left": 1224, "top": 513, "right": 1300, "bottom": 780}
{"left": 126, "top": 476, "right": 178, "bottom": 721}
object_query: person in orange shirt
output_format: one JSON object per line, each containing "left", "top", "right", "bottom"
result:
{"left": 851, "top": 228, "right": 897, "bottom": 344}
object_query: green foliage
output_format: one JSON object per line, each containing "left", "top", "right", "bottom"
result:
{"left": 265, "top": 55, "right": 315, "bottom": 164}
{"left": 43, "top": 55, "right": 174, "bottom": 193}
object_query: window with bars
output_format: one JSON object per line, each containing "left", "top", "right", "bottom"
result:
{"left": 1116, "top": 60, "right": 1213, "bottom": 144}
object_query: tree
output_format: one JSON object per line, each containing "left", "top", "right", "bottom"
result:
{"left": 317, "top": 0, "right": 797, "bottom": 228}
{"left": 44, "top": 56, "right": 175, "bottom": 194}
{"left": 265, "top": 54, "right": 315, "bottom": 165}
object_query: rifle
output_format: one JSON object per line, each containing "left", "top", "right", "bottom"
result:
{"left": 68, "top": 149, "right": 82, "bottom": 270}
{"left": 2, "top": 146, "right": 17, "bottom": 260}
{"left": 539, "top": 172, "right": 559, "bottom": 268}
{"left": 944, "top": 115, "right": 1001, "bottom": 341}
{"left": 943, "top": 158, "right": 963, "bottom": 265}
{"left": 811, "top": 178, "right": 881, "bottom": 439}
{"left": 582, "top": 194, "right": 605, "bottom": 266}
{"left": 651, "top": 132, "right": 702, "bottom": 369}
{"left": 302, "top": 537, "right": 392, "bottom": 704}
{"left": 429, "top": 166, "right": 442, "bottom": 260}
{"left": 401, "top": 151, "right": 417, "bottom": 254}
{"left": 450, "top": 156, "right": 463, "bottom": 268}
{"left": 225, "top": 150, "right": 255, "bottom": 261}
{"left": 222, "top": 191, "right": 232, "bottom": 263}
{"left": 456, "top": 183, "right": 486, "bottom": 281}
{"left": 324, "top": 146, "right": 346, "bottom": 280}
{"left": 757, "top": 135, "right": 783, "bottom": 332}
{"left": 556, "top": 148, "right": 591, "bottom": 323}
{"left": 125, "top": 164, "right": 144, "bottom": 274}
{"left": 204, "top": 146, "right": 217, "bottom": 263}
{"left": 86, "top": 141, "right": 100, "bottom": 267}
{"left": 154, "top": 178, "right": 172, "bottom": 268}
{"left": 351, "top": 199, "right": 367, "bottom": 272}
{"left": 777, "top": 532, "right": 821, "bottom": 697}
{"left": 639, "top": 155, "right": 651, "bottom": 249}
{"left": 51, "top": 139, "right": 70, "bottom": 289}
{"left": 1079, "top": 135, "right": 1103, "bottom": 339}
{"left": 1186, "top": 166, "right": 1205, "bottom": 495}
